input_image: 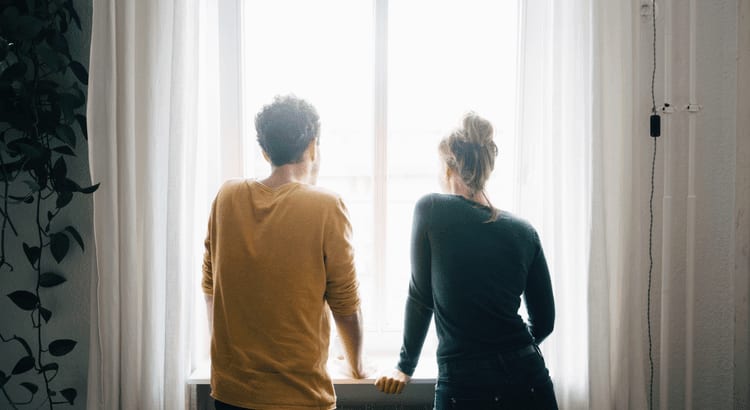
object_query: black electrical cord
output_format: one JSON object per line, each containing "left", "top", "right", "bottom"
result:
{"left": 647, "top": 1, "right": 658, "bottom": 409}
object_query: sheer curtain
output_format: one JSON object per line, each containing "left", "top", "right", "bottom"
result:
{"left": 587, "top": 0, "right": 651, "bottom": 409}
{"left": 86, "top": 0, "right": 236, "bottom": 408}
{"left": 516, "top": 1, "right": 649, "bottom": 409}
{"left": 85, "top": 0, "right": 646, "bottom": 408}
{"left": 514, "top": 1, "right": 591, "bottom": 409}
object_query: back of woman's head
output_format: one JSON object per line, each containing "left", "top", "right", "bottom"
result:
{"left": 439, "top": 112, "right": 498, "bottom": 196}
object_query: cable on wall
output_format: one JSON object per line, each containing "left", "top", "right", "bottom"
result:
{"left": 647, "top": 0, "right": 660, "bottom": 409}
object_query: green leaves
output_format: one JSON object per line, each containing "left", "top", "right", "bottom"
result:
{"left": 12, "top": 356, "right": 35, "bottom": 374}
{"left": 40, "top": 272, "right": 66, "bottom": 288}
{"left": 39, "top": 307, "right": 52, "bottom": 323}
{"left": 50, "top": 232, "right": 69, "bottom": 263}
{"left": 1, "top": 1, "right": 91, "bottom": 404}
{"left": 20, "top": 382, "right": 39, "bottom": 395}
{"left": 49, "top": 339, "right": 76, "bottom": 357}
{"left": 7, "top": 290, "right": 38, "bottom": 311}
{"left": 0, "top": 62, "right": 27, "bottom": 80}
{"left": 69, "top": 61, "right": 88, "bottom": 85}
{"left": 56, "top": 190, "right": 73, "bottom": 208}
{"left": 56, "top": 124, "right": 76, "bottom": 148}
{"left": 22, "top": 243, "right": 40, "bottom": 265}
{"left": 64, "top": 226, "right": 84, "bottom": 251}
{"left": 14, "top": 16, "right": 44, "bottom": 40}
{"left": 60, "top": 388, "right": 77, "bottom": 405}
{"left": 79, "top": 183, "right": 100, "bottom": 194}
{"left": 74, "top": 114, "right": 87, "bottom": 140}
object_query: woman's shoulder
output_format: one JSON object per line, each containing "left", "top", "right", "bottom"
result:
{"left": 498, "top": 211, "right": 541, "bottom": 242}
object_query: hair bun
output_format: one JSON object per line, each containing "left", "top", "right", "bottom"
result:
{"left": 462, "top": 112, "right": 494, "bottom": 146}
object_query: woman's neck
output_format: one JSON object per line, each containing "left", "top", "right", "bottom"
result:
{"left": 448, "top": 179, "right": 490, "bottom": 207}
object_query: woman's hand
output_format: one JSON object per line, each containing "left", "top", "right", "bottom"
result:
{"left": 374, "top": 368, "right": 411, "bottom": 394}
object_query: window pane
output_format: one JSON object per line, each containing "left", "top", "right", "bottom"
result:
{"left": 241, "top": 1, "right": 377, "bottom": 329}
{"left": 386, "top": 0, "right": 520, "bottom": 330}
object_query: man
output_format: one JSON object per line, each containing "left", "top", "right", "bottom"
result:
{"left": 202, "top": 95, "right": 366, "bottom": 409}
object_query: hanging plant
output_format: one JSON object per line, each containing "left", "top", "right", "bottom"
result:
{"left": 0, "top": 0, "right": 97, "bottom": 408}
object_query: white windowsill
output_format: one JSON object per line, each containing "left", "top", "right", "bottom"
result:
{"left": 187, "top": 354, "right": 438, "bottom": 386}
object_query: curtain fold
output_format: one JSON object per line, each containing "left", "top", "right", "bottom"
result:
{"left": 588, "top": 0, "right": 650, "bottom": 408}
{"left": 515, "top": 1, "right": 592, "bottom": 408}
{"left": 86, "top": 0, "right": 652, "bottom": 408}
{"left": 86, "top": 0, "right": 220, "bottom": 408}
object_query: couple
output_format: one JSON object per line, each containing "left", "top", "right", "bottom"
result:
{"left": 202, "top": 95, "right": 557, "bottom": 410}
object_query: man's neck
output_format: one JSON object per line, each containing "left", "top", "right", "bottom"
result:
{"left": 260, "top": 163, "right": 314, "bottom": 188}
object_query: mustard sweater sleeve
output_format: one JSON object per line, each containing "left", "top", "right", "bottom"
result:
{"left": 323, "top": 198, "right": 361, "bottom": 315}
{"left": 201, "top": 198, "right": 216, "bottom": 295}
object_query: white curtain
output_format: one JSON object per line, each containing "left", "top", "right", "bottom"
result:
{"left": 85, "top": 0, "right": 649, "bottom": 408}
{"left": 516, "top": 1, "right": 652, "bottom": 409}
{"left": 587, "top": 0, "right": 652, "bottom": 409}
{"left": 515, "top": 1, "right": 592, "bottom": 408}
{"left": 86, "top": 0, "right": 234, "bottom": 408}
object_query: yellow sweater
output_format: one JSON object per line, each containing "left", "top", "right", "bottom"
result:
{"left": 202, "top": 179, "right": 360, "bottom": 409}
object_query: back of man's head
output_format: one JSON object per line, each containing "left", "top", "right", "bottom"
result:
{"left": 255, "top": 95, "right": 320, "bottom": 166}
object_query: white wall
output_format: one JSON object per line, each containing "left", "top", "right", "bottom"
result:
{"left": 734, "top": 1, "right": 750, "bottom": 408}
{"left": 0, "top": 1, "right": 93, "bottom": 409}
{"left": 644, "top": 0, "right": 749, "bottom": 408}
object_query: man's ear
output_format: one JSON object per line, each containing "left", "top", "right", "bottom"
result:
{"left": 306, "top": 138, "right": 317, "bottom": 162}
{"left": 262, "top": 150, "right": 271, "bottom": 164}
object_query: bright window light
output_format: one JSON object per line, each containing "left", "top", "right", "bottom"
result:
{"left": 238, "top": 0, "right": 519, "bottom": 357}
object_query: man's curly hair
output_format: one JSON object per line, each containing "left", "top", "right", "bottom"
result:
{"left": 255, "top": 95, "right": 320, "bottom": 166}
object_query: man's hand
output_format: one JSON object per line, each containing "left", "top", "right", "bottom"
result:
{"left": 374, "top": 368, "right": 411, "bottom": 394}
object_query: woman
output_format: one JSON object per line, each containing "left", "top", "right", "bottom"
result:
{"left": 375, "top": 113, "right": 558, "bottom": 409}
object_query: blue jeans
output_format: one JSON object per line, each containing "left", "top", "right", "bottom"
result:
{"left": 433, "top": 345, "right": 558, "bottom": 410}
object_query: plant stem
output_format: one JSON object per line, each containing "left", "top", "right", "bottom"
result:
{"left": 0, "top": 386, "right": 19, "bottom": 410}
{"left": 0, "top": 151, "right": 16, "bottom": 271}
{"left": 35, "top": 192, "right": 52, "bottom": 410}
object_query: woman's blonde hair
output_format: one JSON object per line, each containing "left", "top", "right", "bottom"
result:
{"left": 438, "top": 112, "right": 499, "bottom": 221}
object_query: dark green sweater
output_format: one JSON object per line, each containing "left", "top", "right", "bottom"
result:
{"left": 396, "top": 193, "right": 555, "bottom": 376}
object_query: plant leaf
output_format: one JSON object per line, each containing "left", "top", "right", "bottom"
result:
{"left": 0, "top": 370, "right": 7, "bottom": 388}
{"left": 22, "top": 243, "right": 41, "bottom": 265}
{"left": 64, "top": 1, "right": 82, "bottom": 30}
{"left": 11, "top": 336, "right": 32, "bottom": 356}
{"left": 1, "top": 62, "right": 27, "bottom": 80}
{"left": 55, "top": 125, "right": 76, "bottom": 148}
{"left": 79, "top": 183, "right": 100, "bottom": 194}
{"left": 50, "top": 232, "right": 70, "bottom": 263}
{"left": 64, "top": 226, "right": 84, "bottom": 251}
{"left": 39, "top": 307, "right": 52, "bottom": 323}
{"left": 12, "top": 356, "right": 34, "bottom": 374}
{"left": 49, "top": 339, "right": 76, "bottom": 357}
{"left": 15, "top": 16, "right": 44, "bottom": 40}
{"left": 46, "top": 31, "right": 70, "bottom": 57}
{"left": 60, "top": 388, "right": 77, "bottom": 405}
{"left": 40, "top": 363, "right": 58, "bottom": 373}
{"left": 69, "top": 61, "right": 88, "bottom": 85}
{"left": 59, "top": 178, "right": 81, "bottom": 192}
{"left": 53, "top": 146, "right": 76, "bottom": 156}
{"left": 52, "top": 156, "right": 67, "bottom": 182}
{"left": 20, "top": 382, "right": 38, "bottom": 395}
{"left": 56, "top": 191, "right": 73, "bottom": 208}
{"left": 40, "top": 272, "right": 67, "bottom": 288}
{"left": 7, "top": 290, "right": 38, "bottom": 311}
{"left": 75, "top": 114, "right": 87, "bottom": 140}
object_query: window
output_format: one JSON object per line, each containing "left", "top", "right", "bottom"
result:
{"left": 222, "top": 0, "right": 520, "bottom": 357}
